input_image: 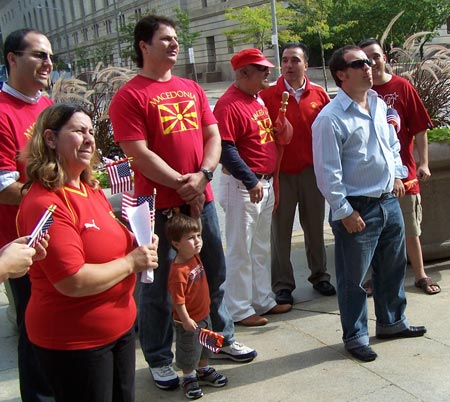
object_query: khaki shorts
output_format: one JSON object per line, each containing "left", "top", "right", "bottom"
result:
{"left": 398, "top": 194, "right": 422, "bottom": 237}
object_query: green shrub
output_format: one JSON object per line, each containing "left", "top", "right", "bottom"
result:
{"left": 427, "top": 126, "right": 450, "bottom": 144}
{"left": 94, "top": 171, "right": 111, "bottom": 189}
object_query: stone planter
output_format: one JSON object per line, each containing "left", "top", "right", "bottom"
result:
{"left": 416, "top": 142, "right": 450, "bottom": 261}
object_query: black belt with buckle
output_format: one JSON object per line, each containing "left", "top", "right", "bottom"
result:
{"left": 347, "top": 192, "right": 391, "bottom": 204}
{"left": 255, "top": 173, "right": 273, "bottom": 180}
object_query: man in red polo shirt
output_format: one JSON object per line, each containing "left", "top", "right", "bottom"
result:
{"left": 260, "top": 43, "right": 335, "bottom": 305}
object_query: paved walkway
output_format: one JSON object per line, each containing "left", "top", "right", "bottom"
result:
{"left": 1, "top": 245, "right": 449, "bottom": 402}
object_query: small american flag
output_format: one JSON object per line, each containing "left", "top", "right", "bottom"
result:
{"left": 27, "top": 205, "right": 57, "bottom": 247}
{"left": 386, "top": 107, "right": 401, "bottom": 133}
{"left": 106, "top": 159, "right": 132, "bottom": 195}
{"left": 121, "top": 192, "right": 155, "bottom": 223}
{"left": 198, "top": 328, "right": 224, "bottom": 353}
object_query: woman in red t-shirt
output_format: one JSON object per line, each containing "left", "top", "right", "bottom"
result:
{"left": 16, "top": 103, "right": 158, "bottom": 402}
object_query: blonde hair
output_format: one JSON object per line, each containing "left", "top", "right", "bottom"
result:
{"left": 23, "top": 103, "right": 99, "bottom": 191}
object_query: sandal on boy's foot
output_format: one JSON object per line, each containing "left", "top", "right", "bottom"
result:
{"left": 197, "top": 367, "right": 228, "bottom": 387}
{"left": 414, "top": 277, "right": 441, "bottom": 295}
{"left": 182, "top": 377, "right": 203, "bottom": 400}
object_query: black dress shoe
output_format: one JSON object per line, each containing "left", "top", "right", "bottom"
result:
{"left": 376, "top": 326, "right": 427, "bottom": 339}
{"left": 275, "top": 289, "right": 293, "bottom": 305}
{"left": 347, "top": 345, "right": 377, "bottom": 362}
{"left": 313, "top": 280, "right": 336, "bottom": 296}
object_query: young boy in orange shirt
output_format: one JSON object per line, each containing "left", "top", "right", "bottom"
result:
{"left": 166, "top": 214, "right": 227, "bottom": 399}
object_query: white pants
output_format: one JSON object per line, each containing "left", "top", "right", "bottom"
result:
{"left": 218, "top": 172, "right": 277, "bottom": 322}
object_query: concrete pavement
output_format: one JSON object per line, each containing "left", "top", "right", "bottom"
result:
{"left": 1, "top": 241, "right": 450, "bottom": 402}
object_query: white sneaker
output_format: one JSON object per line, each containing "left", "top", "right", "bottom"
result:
{"left": 150, "top": 364, "right": 179, "bottom": 390}
{"left": 210, "top": 341, "right": 257, "bottom": 362}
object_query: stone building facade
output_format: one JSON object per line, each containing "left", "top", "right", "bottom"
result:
{"left": 0, "top": 0, "right": 269, "bottom": 81}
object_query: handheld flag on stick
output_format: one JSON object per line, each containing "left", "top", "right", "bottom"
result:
{"left": 198, "top": 328, "right": 224, "bottom": 353}
{"left": 122, "top": 189, "right": 156, "bottom": 284}
{"left": 27, "top": 205, "right": 56, "bottom": 247}
{"left": 121, "top": 192, "right": 155, "bottom": 223}
{"left": 174, "top": 320, "right": 224, "bottom": 353}
{"left": 387, "top": 107, "right": 401, "bottom": 133}
{"left": 106, "top": 158, "right": 133, "bottom": 195}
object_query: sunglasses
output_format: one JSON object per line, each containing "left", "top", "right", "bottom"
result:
{"left": 346, "top": 58, "right": 372, "bottom": 69}
{"left": 14, "top": 50, "right": 53, "bottom": 62}
{"left": 252, "top": 64, "right": 269, "bottom": 72}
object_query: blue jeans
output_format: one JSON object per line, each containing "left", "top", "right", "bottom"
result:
{"left": 330, "top": 194, "right": 409, "bottom": 350}
{"left": 138, "top": 201, "right": 234, "bottom": 368}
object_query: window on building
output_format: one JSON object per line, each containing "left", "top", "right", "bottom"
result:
{"left": 80, "top": 0, "right": 85, "bottom": 17}
{"left": 135, "top": 8, "right": 142, "bottom": 19}
{"left": 93, "top": 23, "right": 99, "bottom": 38}
{"left": 73, "top": 32, "right": 79, "bottom": 45}
{"left": 202, "top": 0, "right": 208, "bottom": 6}
{"left": 119, "top": 13, "right": 125, "bottom": 28}
{"left": 106, "top": 19, "right": 112, "bottom": 34}
{"left": 227, "top": 37, "right": 234, "bottom": 54}
{"left": 82, "top": 28, "right": 88, "bottom": 41}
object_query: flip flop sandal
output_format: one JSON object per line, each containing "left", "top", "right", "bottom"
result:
{"left": 414, "top": 277, "right": 441, "bottom": 295}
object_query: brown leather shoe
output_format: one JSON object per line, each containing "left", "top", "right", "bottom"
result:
{"left": 236, "top": 314, "right": 268, "bottom": 327}
{"left": 263, "top": 303, "right": 292, "bottom": 315}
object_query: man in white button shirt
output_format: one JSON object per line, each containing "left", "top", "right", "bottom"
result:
{"left": 312, "top": 45, "right": 426, "bottom": 363}
{"left": 260, "top": 42, "right": 335, "bottom": 304}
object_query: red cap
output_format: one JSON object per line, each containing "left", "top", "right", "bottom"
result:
{"left": 230, "top": 48, "right": 275, "bottom": 70}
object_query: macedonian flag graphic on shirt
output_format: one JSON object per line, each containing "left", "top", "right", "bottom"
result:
{"left": 252, "top": 108, "right": 274, "bottom": 144}
{"left": 158, "top": 100, "right": 199, "bottom": 135}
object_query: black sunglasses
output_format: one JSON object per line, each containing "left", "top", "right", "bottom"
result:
{"left": 252, "top": 64, "right": 269, "bottom": 72}
{"left": 14, "top": 50, "right": 53, "bottom": 62}
{"left": 346, "top": 58, "right": 372, "bottom": 69}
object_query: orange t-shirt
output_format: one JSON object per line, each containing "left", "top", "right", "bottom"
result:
{"left": 168, "top": 254, "right": 210, "bottom": 322}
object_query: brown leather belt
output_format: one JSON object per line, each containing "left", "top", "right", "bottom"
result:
{"left": 222, "top": 168, "right": 272, "bottom": 180}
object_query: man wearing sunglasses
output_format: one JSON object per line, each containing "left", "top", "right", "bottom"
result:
{"left": 312, "top": 45, "right": 426, "bottom": 362}
{"left": 0, "top": 29, "right": 54, "bottom": 401}
{"left": 213, "top": 48, "right": 292, "bottom": 327}
{"left": 359, "top": 39, "right": 438, "bottom": 296}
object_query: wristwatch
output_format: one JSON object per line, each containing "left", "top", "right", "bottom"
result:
{"left": 200, "top": 168, "right": 214, "bottom": 182}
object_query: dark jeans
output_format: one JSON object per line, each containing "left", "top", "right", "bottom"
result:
{"left": 331, "top": 194, "right": 408, "bottom": 350}
{"left": 138, "top": 201, "right": 234, "bottom": 368}
{"left": 34, "top": 330, "right": 135, "bottom": 402}
{"left": 9, "top": 275, "right": 54, "bottom": 402}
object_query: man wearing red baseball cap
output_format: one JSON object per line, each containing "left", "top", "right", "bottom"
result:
{"left": 213, "top": 48, "right": 292, "bottom": 328}
{"left": 230, "top": 48, "right": 275, "bottom": 70}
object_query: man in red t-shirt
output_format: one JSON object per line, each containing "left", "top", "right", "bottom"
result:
{"left": 0, "top": 29, "right": 54, "bottom": 401}
{"left": 214, "top": 48, "right": 292, "bottom": 328}
{"left": 260, "top": 43, "right": 336, "bottom": 304}
{"left": 359, "top": 39, "right": 439, "bottom": 295}
{"left": 109, "top": 15, "right": 256, "bottom": 391}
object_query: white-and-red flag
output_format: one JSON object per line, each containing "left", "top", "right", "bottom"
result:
{"left": 387, "top": 107, "right": 401, "bottom": 133}
{"left": 106, "top": 159, "right": 132, "bottom": 195}
{"left": 197, "top": 328, "right": 224, "bottom": 353}
{"left": 121, "top": 192, "right": 155, "bottom": 223}
{"left": 27, "top": 204, "right": 57, "bottom": 247}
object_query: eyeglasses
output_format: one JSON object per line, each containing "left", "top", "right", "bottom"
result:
{"left": 346, "top": 58, "right": 372, "bottom": 69}
{"left": 251, "top": 64, "right": 269, "bottom": 72}
{"left": 14, "top": 50, "right": 53, "bottom": 62}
